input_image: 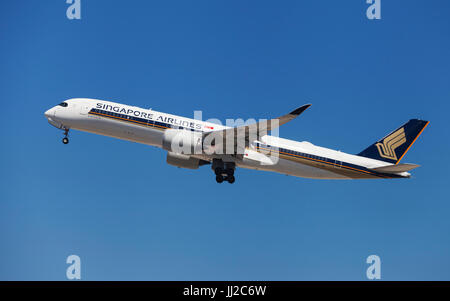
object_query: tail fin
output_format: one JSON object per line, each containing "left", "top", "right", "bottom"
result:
{"left": 357, "top": 119, "right": 429, "bottom": 164}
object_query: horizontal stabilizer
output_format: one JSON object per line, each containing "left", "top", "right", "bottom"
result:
{"left": 370, "top": 163, "right": 420, "bottom": 173}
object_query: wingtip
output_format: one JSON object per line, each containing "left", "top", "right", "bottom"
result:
{"left": 290, "top": 104, "right": 312, "bottom": 115}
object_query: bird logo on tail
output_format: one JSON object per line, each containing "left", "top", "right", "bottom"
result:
{"left": 375, "top": 127, "right": 407, "bottom": 161}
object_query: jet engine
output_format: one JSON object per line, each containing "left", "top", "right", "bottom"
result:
{"left": 162, "top": 129, "right": 203, "bottom": 155}
{"left": 166, "top": 152, "right": 200, "bottom": 169}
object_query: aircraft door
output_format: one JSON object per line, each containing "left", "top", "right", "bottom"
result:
{"left": 334, "top": 156, "right": 342, "bottom": 168}
{"left": 80, "top": 103, "right": 90, "bottom": 115}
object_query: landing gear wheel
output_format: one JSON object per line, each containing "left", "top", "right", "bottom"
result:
{"left": 212, "top": 159, "right": 236, "bottom": 184}
{"left": 214, "top": 167, "right": 224, "bottom": 175}
{"left": 227, "top": 175, "right": 235, "bottom": 184}
{"left": 226, "top": 168, "right": 234, "bottom": 176}
{"left": 62, "top": 128, "right": 70, "bottom": 144}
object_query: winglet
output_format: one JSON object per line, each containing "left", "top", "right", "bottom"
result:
{"left": 289, "top": 104, "right": 311, "bottom": 116}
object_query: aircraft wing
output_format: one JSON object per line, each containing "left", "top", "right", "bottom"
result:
{"left": 202, "top": 104, "right": 311, "bottom": 143}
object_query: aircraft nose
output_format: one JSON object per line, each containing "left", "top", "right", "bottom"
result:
{"left": 44, "top": 108, "right": 54, "bottom": 119}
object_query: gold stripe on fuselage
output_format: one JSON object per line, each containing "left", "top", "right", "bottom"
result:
{"left": 89, "top": 110, "right": 394, "bottom": 179}
{"left": 256, "top": 145, "right": 389, "bottom": 179}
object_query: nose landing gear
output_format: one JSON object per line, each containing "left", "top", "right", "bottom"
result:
{"left": 213, "top": 159, "right": 236, "bottom": 184}
{"left": 62, "top": 129, "right": 69, "bottom": 144}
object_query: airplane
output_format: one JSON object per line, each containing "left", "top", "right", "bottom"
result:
{"left": 44, "top": 98, "right": 429, "bottom": 183}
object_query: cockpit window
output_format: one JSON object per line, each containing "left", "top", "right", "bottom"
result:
{"left": 58, "top": 102, "right": 68, "bottom": 107}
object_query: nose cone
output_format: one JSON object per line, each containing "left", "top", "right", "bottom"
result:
{"left": 44, "top": 108, "right": 54, "bottom": 119}
{"left": 45, "top": 107, "right": 63, "bottom": 129}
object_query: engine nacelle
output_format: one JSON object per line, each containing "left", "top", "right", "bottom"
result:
{"left": 162, "top": 129, "right": 203, "bottom": 155}
{"left": 166, "top": 151, "right": 200, "bottom": 169}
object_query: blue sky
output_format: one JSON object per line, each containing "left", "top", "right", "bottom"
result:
{"left": 1, "top": 0, "right": 449, "bottom": 280}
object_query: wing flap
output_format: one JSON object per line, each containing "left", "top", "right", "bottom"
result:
{"left": 201, "top": 104, "right": 311, "bottom": 155}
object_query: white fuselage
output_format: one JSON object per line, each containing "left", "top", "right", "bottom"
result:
{"left": 44, "top": 98, "right": 407, "bottom": 180}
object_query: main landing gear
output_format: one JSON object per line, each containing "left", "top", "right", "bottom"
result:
{"left": 62, "top": 129, "right": 69, "bottom": 144}
{"left": 212, "top": 159, "right": 236, "bottom": 184}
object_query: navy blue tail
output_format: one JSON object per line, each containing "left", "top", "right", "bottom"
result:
{"left": 357, "top": 119, "right": 429, "bottom": 164}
